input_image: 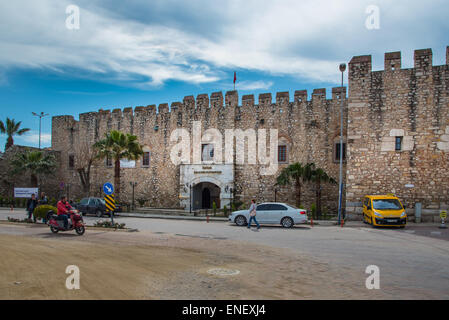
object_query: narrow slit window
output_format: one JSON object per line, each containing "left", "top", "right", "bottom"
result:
{"left": 278, "top": 145, "right": 287, "bottom": 163}
{"left": 395, "top": 137, "right": 402, "bottom": 151}
{"left": 68, "top": 155, "right": 75, "bottom": 169}
{"left": 142, "top": 152, "right": 150, "bottom": 167}
{"left": 106, "top": 155, "right": 113, "bottom": 167}
{"left": 335, "top": 143, "right": 346, "bottom": 161}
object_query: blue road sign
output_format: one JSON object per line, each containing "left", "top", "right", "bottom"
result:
{"left": 103, "top": 182, "right": 114, "bottom": 195}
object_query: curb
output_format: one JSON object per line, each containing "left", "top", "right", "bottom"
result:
{"left": 116, "top": 212, "right": 229, "bottom": 222}
{"left": 0, "top": 220, "right": 137, "bottom": 232}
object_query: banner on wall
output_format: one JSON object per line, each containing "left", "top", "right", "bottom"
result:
{"left": 120, "top": 159, "right": 136, "bottom": 168}
{"left": 14, "top": 188, "right": 39, "bottom": 198}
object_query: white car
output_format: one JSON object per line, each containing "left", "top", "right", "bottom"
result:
{"left": 229, "top": 202, "right": 308, "bottom": 228}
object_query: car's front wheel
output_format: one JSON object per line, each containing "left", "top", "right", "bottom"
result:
{"left": 235, "top": 215, "right": 247, "bottom": 226}
{"left": 95, "top": 210, "right": 103, "bottom": 217}
{"left": 281, "top": 217, "right": 294, "bottom": 228}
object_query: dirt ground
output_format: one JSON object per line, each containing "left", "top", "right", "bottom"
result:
{"left": 0, "top": 223, "right": 390, "bottom": 299}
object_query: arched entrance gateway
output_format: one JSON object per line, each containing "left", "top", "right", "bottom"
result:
{"left": 193, "top": 182, "right": 220, "bottom": 210}
{"left": 179, "top": 164, "right": 234, "bottom": 212}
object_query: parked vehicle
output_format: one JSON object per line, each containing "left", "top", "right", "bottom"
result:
{"left": 362, "top": 195, "right": 406, "bottom": 227}
{"left": 229, "top": 202, "right": 307, "bottom": 228}
{"left": 75, "top": 197, "right": 109, "bottom": 217}
{"left": 47, "top": 209, "right": 85, "bottom": 235}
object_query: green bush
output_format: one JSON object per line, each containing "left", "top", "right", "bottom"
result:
{"left": 33, "top": 205, "right": 58, "bottom": 220}
{"left": 93, "top": 220, "right": 126, "bottom": 229}
{"left": 50, "top": 197, "right": 57, "bottom": 206}
{"left": 310, "top": 203, "right": 316, "bottom": 219}
{"left": 212, "top": 201, "right": 217, "bottom": 215}
{"left": 137, "top": 198, "right": 146, "bottom": 207}
{"left": 223, "top": 205, "right": 228, "bottom": 217}
{"left": 322, "top": 207, "right": 328, "bottom": 220}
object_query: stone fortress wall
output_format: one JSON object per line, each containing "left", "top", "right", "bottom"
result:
{"left": 346, "top": 47, "right": 449, "bottom": 220}
{"left": 52, "top": 88, "right": 348, "bottom": 213}
{"left": 52, "top": 46, "right": 449, "bottom": 219}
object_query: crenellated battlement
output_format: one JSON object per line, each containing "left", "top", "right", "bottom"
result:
{"left": 349, "top": 46, "right": 449, "bottom": 75}
{"left": 54, "top": 87, "right": 349, "bottom": 127}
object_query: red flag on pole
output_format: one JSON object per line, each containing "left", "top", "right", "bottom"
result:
{"left": 233, "top": 71, "right": 236, "bottom": 90}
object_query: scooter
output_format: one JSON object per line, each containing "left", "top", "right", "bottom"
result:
{"left": 47, "top": 209, "right": 85, "bottom": 235}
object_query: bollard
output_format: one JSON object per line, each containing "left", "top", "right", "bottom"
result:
{"left": 206, "top": 215, "right": 209, "bottom": 223}
{"left": 415, "top": 202, "right": 422, "bottom": 223}
{"left": 439, "top": 210, "right": 447, "bottom": 229}
{"left": 310, "top": 217, "right": 313, "bottom": 227}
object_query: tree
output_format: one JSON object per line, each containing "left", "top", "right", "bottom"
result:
{"left": 276, "top": 162, "right": 311, "bottom": 208}
{"left": 0, "top": 118, "right": 30, "bottom": 150}
{"left": 11, "top": 150, "right": 56, "bottom": 187}
{"left": 94, "top": 130, "right": 143, "bottom": 201}
{"left": 75, "top": 138, "right": 98, "bottom": 195}
{"left": 308, "top": 163, "right": 337, "bottom": 219}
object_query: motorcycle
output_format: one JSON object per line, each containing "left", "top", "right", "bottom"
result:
{"left": 47, "top": 209, "right": 85, "bottom": 235}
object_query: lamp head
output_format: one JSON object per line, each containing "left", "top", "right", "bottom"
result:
{"left": 339, "top": 63, "right": 346, "bottom": 72}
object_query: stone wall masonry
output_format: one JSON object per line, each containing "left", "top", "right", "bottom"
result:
{"left": 52, "top": 87, "right": 348, "bottom": 212}
{"left": 346, "top": 47, "right": 449, "bottom": 219}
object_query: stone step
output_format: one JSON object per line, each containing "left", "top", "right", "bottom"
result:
{"left": 135, "top": 207, "right": 191, "bottom": 216}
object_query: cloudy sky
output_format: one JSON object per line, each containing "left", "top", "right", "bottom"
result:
{"left": 0, "top": 0, "right": 447, "bottom": 150}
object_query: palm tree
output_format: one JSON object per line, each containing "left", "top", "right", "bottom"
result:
{"left": 94, "top": 130, "right": 143, "bottom": 201}
{"left": 308, "top": 163, "right": 337, "bottom": 219}
{"left": 0, "top": 118, "right": 30, "bottom": 151}
{"left": 11, "top": 150, "right": 56, "bottom": 187}
{"left": 276, "top": 162, "right": 310, "bottom": 208}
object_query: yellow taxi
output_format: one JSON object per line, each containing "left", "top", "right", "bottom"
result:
{"left": 362, "top": 195, "right": 407, "bottom": 227}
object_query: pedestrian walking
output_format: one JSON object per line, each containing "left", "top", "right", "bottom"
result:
{"left": 247, "top": 199, "right": 260, "bottom": 229}
{"left": 39, "top": 192, "right": 48, "bottom": 223}
{"left": 39, "top": 192, "right": 48, "bottom": 205}
{"left": 26, "top": 194, "right": 38, "bottom": 223}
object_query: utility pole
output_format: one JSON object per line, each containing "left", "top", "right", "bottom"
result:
{"left": 130, "top": 181, "right": 137, "bottom": 211}
{"left": 338, "top": 63, "right": 346, "bottom": 225}
{"left": 32, "top": 112, "right": 49, "bottom": 149}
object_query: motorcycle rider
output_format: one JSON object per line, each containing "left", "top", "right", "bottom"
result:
{"left": 57, "top": 195, "right": 72, "bottom": 229}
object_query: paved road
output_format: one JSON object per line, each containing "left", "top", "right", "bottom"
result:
{"left": 2, "top": 209, "right": 449, "bottom": 298}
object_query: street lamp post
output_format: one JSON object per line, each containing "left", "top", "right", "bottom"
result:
{"left": 130, "top": 182, "right": 138, "bottom": 211}
{"left": 338, "top": 63, "right": 346, "bottom": 225}
{"left": 32, "top": 112, "right": 49, "bottom": 149}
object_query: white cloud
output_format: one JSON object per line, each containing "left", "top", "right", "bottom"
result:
{"left": 235, "top": 80, "right": 273, "bottom": 91}
{"left": 0, "top": 0, "right": 447, "bottom": 88}
{"left": 17, "top": 131, "right": 52, "bottom": 146}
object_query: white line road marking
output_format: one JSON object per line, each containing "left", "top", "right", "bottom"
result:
{"left": 404, "top": 230, "right": 415, "bottom": 233}
{"left": 430, "top": 231, "right": 441, "bottom": 235}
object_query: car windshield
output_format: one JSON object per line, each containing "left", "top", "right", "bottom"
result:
{"left": 373, "top": 199, "right": 402, "bottom": 210}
